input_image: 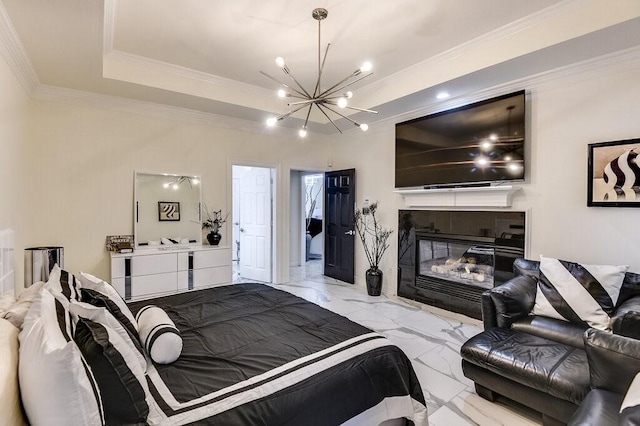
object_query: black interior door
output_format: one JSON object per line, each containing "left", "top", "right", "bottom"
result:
{"left": 324, "top": 169, "right": 355, "bottom": 283}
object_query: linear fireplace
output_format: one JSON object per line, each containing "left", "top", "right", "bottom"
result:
{"left": 398, "top": 210, "right": 525, "bottom": 319}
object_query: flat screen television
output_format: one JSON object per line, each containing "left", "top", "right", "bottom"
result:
{"left": 395, "top": 91, "right": 525, "bottom": 189}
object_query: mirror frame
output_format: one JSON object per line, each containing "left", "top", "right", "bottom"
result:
{"left": 133, "top": 171, "right": 202, "bottom": 248}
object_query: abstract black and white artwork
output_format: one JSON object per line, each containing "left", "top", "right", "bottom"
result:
{"left": 588, "top": 138, "right": 640, "bottom": 207}
{"left": 158, "top": 201, "right": 181, "bottom": 221}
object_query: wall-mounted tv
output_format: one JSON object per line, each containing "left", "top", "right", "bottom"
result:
{"left": 395, "top": 90, "right": 525, "bottom": 189}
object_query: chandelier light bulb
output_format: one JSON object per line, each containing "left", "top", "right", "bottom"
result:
{"left": 191, "top": 178, "right": 200, "bottom": 185}
{"left": 345, "top": 91, "right": 353, "bottom": 99}
{"left": 163, "top": 183, "right": 170, "bottom": 189}
{"left": 337, "top": 97, "right": 348, "bottom": 108}
{"left": 275, "top": 57, "right": 285, "bottom": 68}
{"left": 172, "top": 183, "right": 179, "bottom": 190}
{"left": 266, "top": 117, "right": 277, "bottom": 126}
{"left": 359, "top": 123, "right": 369, "bottom": 131}
{"left": 489, "top": 133, "right": 498, "bottom": 141}
{"left": 299, "top": 128, "right": 307, "bottom": 138}
{"left": 360, "top": 61, "right": 372, "bottom": 73}
{"left": 277, "top": 89, "right": 286, "bottom": 98}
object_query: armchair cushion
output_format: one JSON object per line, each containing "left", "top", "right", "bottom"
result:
{"left": 531, "top": 257, "right": 628, "bottom": 331}
{"left": 584, "top": 328, "right": 640, "bottom": 394}
{"left": 511, "top": 316, "right": 587, "bottom": 349}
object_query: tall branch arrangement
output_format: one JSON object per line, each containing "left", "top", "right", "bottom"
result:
{"left": 354, "top": 202, "right": 393, "bottom": 269}
{"left": 305, "top": 181, "right": 323, "bottom": 231}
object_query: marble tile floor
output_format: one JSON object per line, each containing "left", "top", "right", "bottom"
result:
{"left": 265, "top": 260, "right": 543, "bottom": 426}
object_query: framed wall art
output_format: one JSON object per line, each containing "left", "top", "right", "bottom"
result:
{"left": 158, "top": 201, "right": 181, "bottom": 221}
{"left": 588, "top": 138, "right": 640, "bottom": 207}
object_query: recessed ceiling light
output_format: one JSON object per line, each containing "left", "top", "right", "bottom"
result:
{"left": 436, "top": 92, "right": 450, "bottom": 100}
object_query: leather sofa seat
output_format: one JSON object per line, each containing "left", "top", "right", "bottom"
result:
{"left": 461, "top": 328, "right": 590, "bottom": 405}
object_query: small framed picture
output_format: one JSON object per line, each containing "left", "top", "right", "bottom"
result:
{"left": 588, "top": 138, "right": 640, "bottom": 207}
{"left": 158, "top": 201, "right": 181, "bottom": 221}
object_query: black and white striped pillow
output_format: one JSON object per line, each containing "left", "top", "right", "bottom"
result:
{"left": 77, "top": 272, "right": 139, "bottom": 343}
{"left": 43, "top": 264, "right": 82, "bottom": 302}
{"left": 136, "top": 305, "right": 183, "bottom": 364}
{"left": 531, "top": 256, "right": 628, "bottom": 330}
{"left": 18, "top": 288, "right": 105, "bottom": 425}
{"left": 73, "top": 315, "right": 149, "bottom": 424}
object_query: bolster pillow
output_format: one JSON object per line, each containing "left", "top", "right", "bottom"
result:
{"left": 135, "top": 306, "right": 182, "bottom": 364}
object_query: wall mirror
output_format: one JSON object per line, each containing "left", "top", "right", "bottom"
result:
{"left": 134, "top": 172, "right": 202, "bottom": 247}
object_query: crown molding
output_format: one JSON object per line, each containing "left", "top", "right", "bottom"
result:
{"left": 357, "top": 45, "right": 640, "bottom": 133}
{"left": 0, "top": 0, "right": 39, "bottom": 94}
{"left": 30, "top": 84, "right": 285, "bottom": 136}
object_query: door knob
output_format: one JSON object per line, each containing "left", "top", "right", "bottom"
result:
{"left": 344, "top": 230, "right": 355, "bottom": 236}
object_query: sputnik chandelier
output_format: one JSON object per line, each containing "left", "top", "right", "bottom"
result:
{"left": 261, "top": 7, "right": 378, "bottom": 137}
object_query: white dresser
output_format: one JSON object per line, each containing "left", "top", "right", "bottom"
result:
{"left": 110, "top": 246, "right": 232, "bottom": 301}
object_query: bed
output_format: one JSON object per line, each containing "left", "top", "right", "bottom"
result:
{"left": 1, "top": 254, "right": 428, "bottom": 426}
{"left": 128, "top": 283, "right": 428, "bottom": 425}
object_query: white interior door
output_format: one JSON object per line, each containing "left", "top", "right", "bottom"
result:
{"left": 238, "top": 166, "right": 272, "bottom": 282}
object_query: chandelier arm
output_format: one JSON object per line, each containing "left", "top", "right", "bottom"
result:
{"left": 316, "top": 104, "right": 343, "bottom": 134}
{"left": 288, "top": 99, "right": 318, "bottom": 106}
{"left": 275, "top": 104, "right": 311, "bottom": 121}
{"left": 302, "top": 104, "right": 313, "bottom": 130}
{"left": 260, "top": 71, "right": 308, "bottom": 98}
{"left": 313, "top": 43, "right": 331, "bottom": 98}
{"left": 320, "top": 72, "right": 373, "bottom": 98}
{"left": 282, "top": 69, "right": 312, "bottom": 98}
{"left": 322, "top": 104, "right": 360, "bottom": 126}
{"left": 329, "top": 103, "right": 379, "bottom": 114}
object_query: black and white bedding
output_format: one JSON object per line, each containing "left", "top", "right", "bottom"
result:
{"left": 128, "top": 283, "right": 428, "bottom": 425}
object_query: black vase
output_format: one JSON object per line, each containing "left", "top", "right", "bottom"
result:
{"left": 365, "top": 268, "right": 383, "bottom": 296}
{"left": 207, "top": 232, "right": 222, "bottom": 246}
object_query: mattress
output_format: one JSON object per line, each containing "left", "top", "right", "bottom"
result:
{"left": 128, "top": 283, "right": 428, "bottom": 425}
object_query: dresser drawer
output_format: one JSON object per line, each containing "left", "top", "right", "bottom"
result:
{"left": 131, "top": 272, "right": 178, "bottom": 298}
{"left": 193, "top": 266, "right": 232, "bottom": 289}
{"left": 193, "top": 249, "right": 230, "bottom": 269}
{"left": 131, "top": 253, "right": 177, "bottom": 276}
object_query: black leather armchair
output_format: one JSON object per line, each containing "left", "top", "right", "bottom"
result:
{"left": 569, "top": 329, "right": 640, "bottom": 425}
{"left": 461, "top": 258, "right": 640, "bottom": 425}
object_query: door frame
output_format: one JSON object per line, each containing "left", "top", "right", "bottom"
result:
{"left": 289, "top": 165, "right": 327, "bottom": 274}
{"left": 228, "top": 160, "right": 278, "bottom": 284}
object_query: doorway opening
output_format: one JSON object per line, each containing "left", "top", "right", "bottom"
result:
{"left": 289, "top": 171, "right": 324, "bottom": 269}
{"left": 231, "top": 165, "right": 275, "bottom": 283}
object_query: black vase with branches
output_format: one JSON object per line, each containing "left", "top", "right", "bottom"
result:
{"left": 354, "top": 202, "right": 393, "bottom": 296}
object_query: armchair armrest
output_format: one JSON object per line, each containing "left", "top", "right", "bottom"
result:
{"left": 481, "top": 290, "right": 497, "bottom": 329}
{"left": 484, "top": 274, "right": 537, "bottom": 329}
{"left": 584, "top": 328, "right": 640, "bottom": 394}
{"left": 612, "top": 295, "right": 640, "bottom": 340}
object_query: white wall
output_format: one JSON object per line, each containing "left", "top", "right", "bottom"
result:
{"left": 21, "top": 100, "right": 332, "bottom": 286}
{"left": 329, "top": 52, "right": 640, "bottom": 295}
{"left": 0, "top": 52, "right": 30, "bottom": 291}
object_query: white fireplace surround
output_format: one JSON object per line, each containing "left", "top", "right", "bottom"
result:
{"left": 395, "top": 185, "right": 521, "bottom": 208}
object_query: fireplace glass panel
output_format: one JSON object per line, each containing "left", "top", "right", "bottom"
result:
{"left": 418, "top": 239, "right": 494, "bottom": 289}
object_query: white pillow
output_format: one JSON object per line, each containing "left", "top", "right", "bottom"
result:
{"left": 0, "top": 319, "right": 27, "bottom": 426}
{"left": 136, "top": 305, "right": 183, "bottom": 364}
{"left": 3, "top": 281, "right": 44, "bottom": 330}
{"left": 0, "top": 294, "right": 16, "bottom": 315}
{"left": 19, "top": 288, "right": 104, "bottom": 425}
{"left": 531, "top": 256, "right": 628, "bottom": 330}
